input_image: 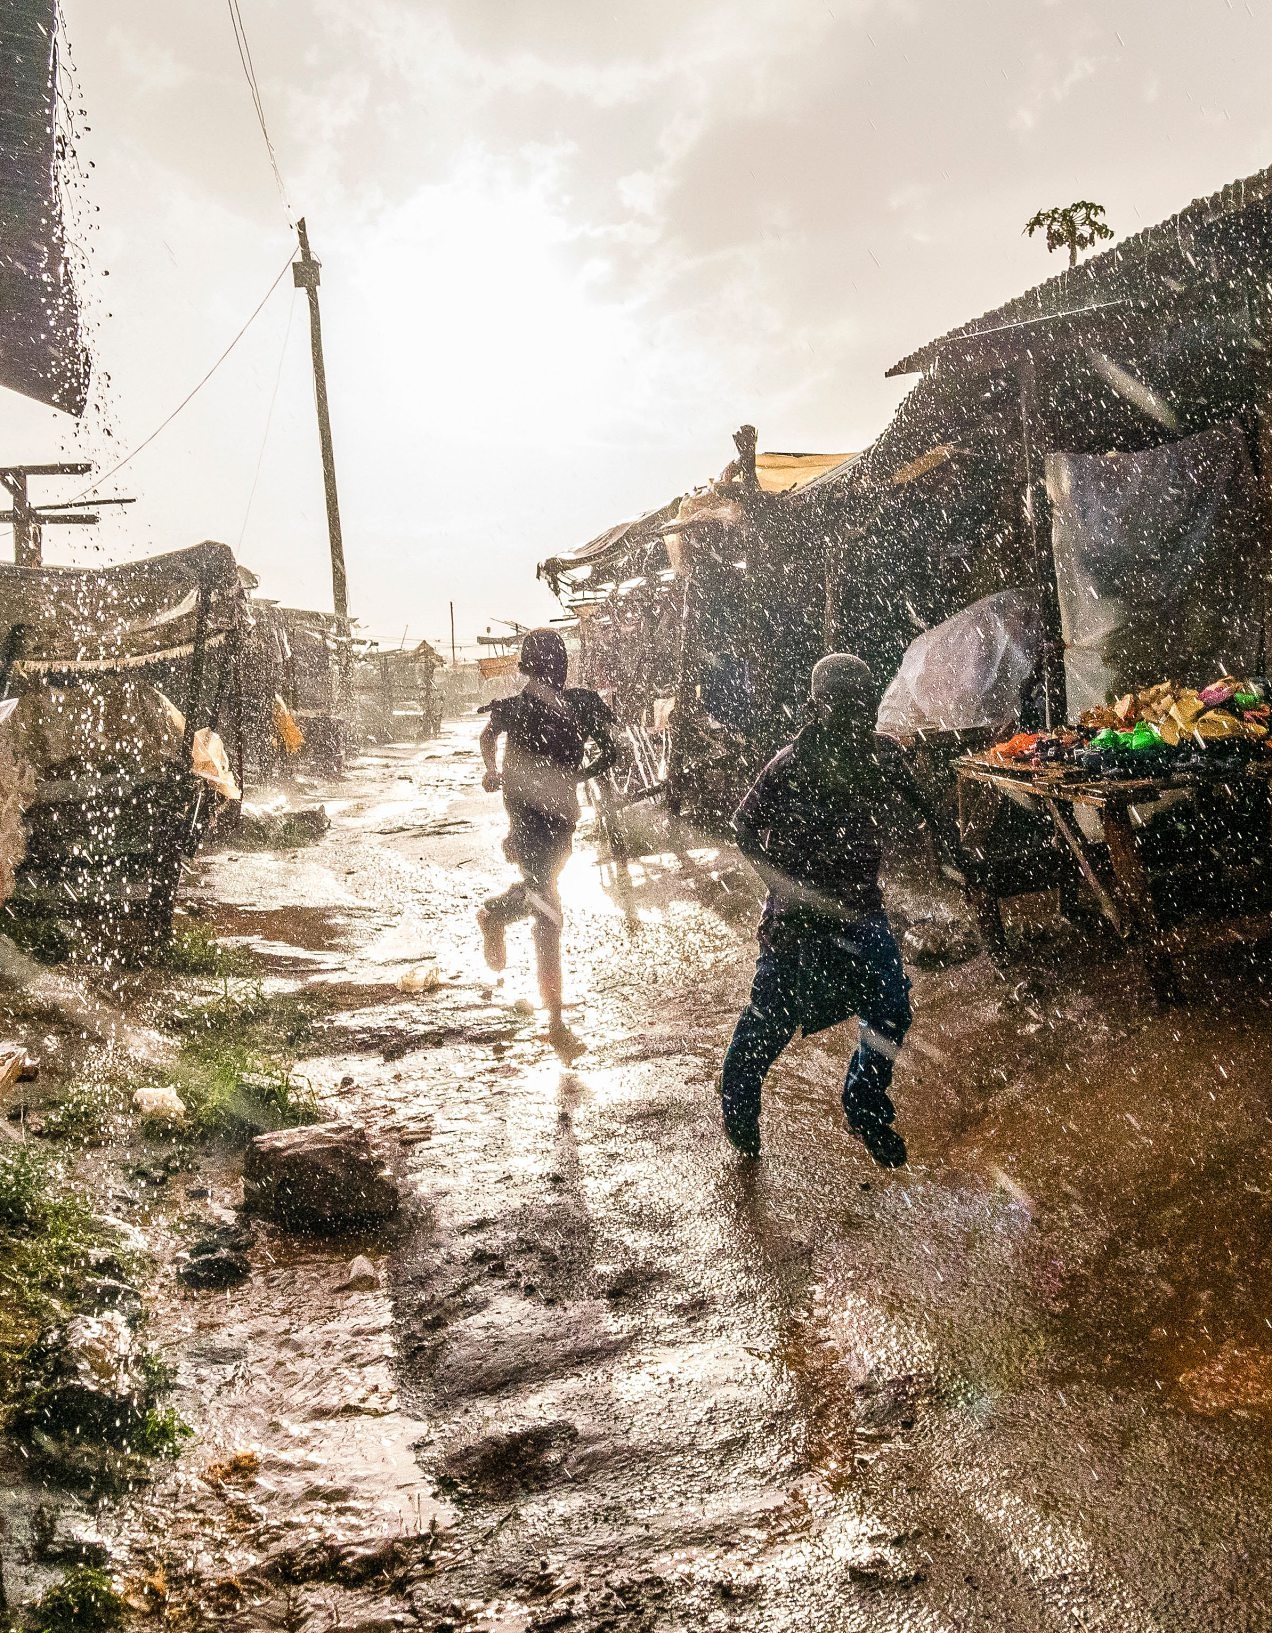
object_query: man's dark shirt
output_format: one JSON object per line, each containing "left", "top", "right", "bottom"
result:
{"left": 733, "top": 724, "right": 929, "bottom": 948}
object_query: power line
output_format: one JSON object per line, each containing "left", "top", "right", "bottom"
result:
{"left": 226, "top": 0, "right": 291, "bottom": 217}
{"left": 238, "top": 290, "right": 297, "bottom": 548}
{"left": 71, "top": 249, "right": 296, "bottom": 504}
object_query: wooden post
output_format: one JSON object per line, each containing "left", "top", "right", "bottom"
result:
{"left": 293, "top": 219, "right": 350, "bottom": 629}
{"left": 0, "top": 463, "right": 95, "bottom": 566}
{"left": 733, "top": 424, "right": 758, "bottom": 489}
{"left": 1016, "top": 353, "right": 1054, "bottom": 728}
{"left": 450, "top": 600, "right": 457, "bottom": 667}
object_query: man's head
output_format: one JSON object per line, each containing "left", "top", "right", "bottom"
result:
{"left": 519, "top": 627, "right": 568, "bottom": 690}
{"left": 809, "top": 653, "right": 877, "bottom": 733}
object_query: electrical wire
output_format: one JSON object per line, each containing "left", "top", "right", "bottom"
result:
{"left": 226, "top": 0, "right": 291, "bottom": 217}
{"left": 70, "top": 249, "right": 296, "bottom": 504}
{"left": 238, "top": 289, "right": 297, "bottom": 548}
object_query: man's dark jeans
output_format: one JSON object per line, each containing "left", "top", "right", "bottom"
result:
{"left": 721, "top": 912, "right": 912, "bottom": 1139}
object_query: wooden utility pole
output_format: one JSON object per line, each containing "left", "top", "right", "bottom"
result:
{"left": 0, "top": 463, "right": 133, "bottom": 566}
{"left": 293, "top": 219, "right": 349, "bottom": 627}
{"left": 449, "top": 600, "right": 457, "bottom": 667}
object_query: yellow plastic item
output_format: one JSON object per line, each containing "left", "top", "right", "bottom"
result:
{"left": 273, "top": 695, "right": 305, "bottom": 756}
{"left": 1193, "top": 711, "right": 1244, "bottom": 740}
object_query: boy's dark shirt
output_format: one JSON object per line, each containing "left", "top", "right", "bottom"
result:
{"left": 485, "top": 685, "right": 615, "bottom": 771}
{"left": 733, "top": 725, "right": 932, "bottom": 948}
{"left": 483, "top": 684, "right": 618, "bottom": 829}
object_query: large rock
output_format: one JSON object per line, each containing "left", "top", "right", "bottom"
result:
{"left": 243, "top": 1121, "right": 399, "bottom": 1232}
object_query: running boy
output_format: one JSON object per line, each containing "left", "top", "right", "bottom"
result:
{"left": 477, "top": 628, "right": 618, "bottom": 1052}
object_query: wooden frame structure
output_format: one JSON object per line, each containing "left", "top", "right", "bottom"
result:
{"left": 957, "top": 754, "right": 1272, "bottom": 1002}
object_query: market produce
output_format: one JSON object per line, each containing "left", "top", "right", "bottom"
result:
{"left": 987, "top": 677, "right": 1271, "bottom": 774}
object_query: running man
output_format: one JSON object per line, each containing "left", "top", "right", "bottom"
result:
{"left": 477, "top": 628, "right": 618, "bottom": 1053}
{"left": 721, "top": 654, "right": 950, "bottom": 1167}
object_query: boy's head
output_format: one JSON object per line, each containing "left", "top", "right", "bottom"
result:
{"left": 519, "top": 627, "right": 568, "bottom": 690}
{"left": 809, "top": 653, "right": 876, "bottom": 734}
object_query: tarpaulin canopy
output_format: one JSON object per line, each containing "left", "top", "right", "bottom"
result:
{"left": 0, "top": 0, "right": 88, "bottom": 414}
{"left": 1046, "top": 422, "right": 1264, "bottom": 719}
{"left": 0, "top": 541, "right": 241, "bottom": 673}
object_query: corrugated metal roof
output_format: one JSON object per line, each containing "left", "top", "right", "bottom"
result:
{"left": 538, "top": 498, "right": 682, "bottom": 581}
{"left": 887, "top": 160, "right": 1272, "bottom": 378}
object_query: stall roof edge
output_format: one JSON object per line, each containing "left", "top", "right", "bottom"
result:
{"left": 887, "top": 159, "right": 1272, "bottom": 378}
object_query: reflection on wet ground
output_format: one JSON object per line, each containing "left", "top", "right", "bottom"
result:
{"left": 10, "top": 720, "right": 1272, "bottom": 1629}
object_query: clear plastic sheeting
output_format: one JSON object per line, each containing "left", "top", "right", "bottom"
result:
{"left": 876, "top": 589, "right": 1043, "bottom": 739}
{"left": 1046, "top": 423, "right": 1264, "bottom": 720}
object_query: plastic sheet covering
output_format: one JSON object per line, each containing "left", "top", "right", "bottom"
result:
{"left": 272, "top": 694, "right": 305, "bottom": 756}
{"left": 9, "top": 678, "right": 184, "bottom": 776}
{"left": 191, "top": 727, "right": 241, "bottom": 802}
{"left": 0, "top": 542, "right": 241, "bottom": 670}
{"left": 877, "top": 589, "right": 1043, "bottom": 738}
{"left": 0, "top": 0, "right": 89, "bottom": 414}
{"left": 1046, "top": 423, "right": 1264, "bottom": 720}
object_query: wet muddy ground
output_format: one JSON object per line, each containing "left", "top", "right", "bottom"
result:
{"left": 7, "top": 719, "right": 1272, "bottom": 1630}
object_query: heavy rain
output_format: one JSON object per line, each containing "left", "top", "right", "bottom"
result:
{"left": 4, "top": 3, "right": 1272, "bottom": 1630}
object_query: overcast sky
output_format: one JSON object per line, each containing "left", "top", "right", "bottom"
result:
{"left": 2, "top": 0, "right": 1271, "bottom": 653}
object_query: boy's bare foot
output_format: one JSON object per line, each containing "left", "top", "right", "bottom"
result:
{"left": 476, "top": 907, "right": 506, "bottom": 972}
{"left": 547, "top": 1017, "right": 586, "bottom": 1062}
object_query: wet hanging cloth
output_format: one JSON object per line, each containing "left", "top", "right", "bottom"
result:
{"left": 1046, "top": 422, "right": 1264, "bottom": 719}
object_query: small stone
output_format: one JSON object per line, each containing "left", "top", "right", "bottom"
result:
{"left": 178, "top": 1249, "right": 251, "bottom": 1291}
{"left": 80, "top": 1277, "right": 143, "bottom": 1315}
{"left": 337, "top": 1254, "right": 380, "bottom": 1292}
{"left": 32, "top": 1509, "right": 112, "bottom": 1567}
{"left": 63, "top": 1310, "right": 139, "bottom": 1398}
{"left": 132, "top": 1084, "right": 188, "bottom": 1124}
{"left": 901, "top": 917, "right": 979, "bottom": 969}
{"left": 398, "top": 962, "right": 442, "bottom": 994}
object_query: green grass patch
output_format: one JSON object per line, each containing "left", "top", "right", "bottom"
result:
{"left": 0, "top": 1145, "right": 104, "bottom": 1412}
{"left": 0, "top": 1147, "right": 187, "bottom": 1491}
{"left": 157, "top": 919, "right": 254, "bottom": 978}
{"left": 39, "top": 1080, "right": 123, "bottom": 1146}
{"left": 162, "top": 973, "right": 321, "bottom": 1138}
{"left": 27, "top": 1565, "right": 125, "bottom": 1633}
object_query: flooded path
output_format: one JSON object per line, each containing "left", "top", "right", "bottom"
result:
{"left": 15, "top": 719, "right": 1272, "bottom": 1630}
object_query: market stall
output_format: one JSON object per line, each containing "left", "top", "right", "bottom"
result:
{"left": 957, "top": 677, "right": 1272, "bottom": 1000}
{"left": 0, "top": 541, "right": 244, "bottom": 961}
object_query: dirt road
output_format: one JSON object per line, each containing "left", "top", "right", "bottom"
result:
{"left": 20, "top": 720, "right": 1272, "bottom": 1631}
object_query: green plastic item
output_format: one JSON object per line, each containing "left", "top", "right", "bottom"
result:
{"left": 1129, "top": 720, "right": 1162, "bottom": 750}
{"left": 1235, "top": 691, "right": 1259, "bottom": 709}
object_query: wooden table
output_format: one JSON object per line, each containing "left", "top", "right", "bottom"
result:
{"left": 955, "top": 754, "right": 1272, "bottom": 1002}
